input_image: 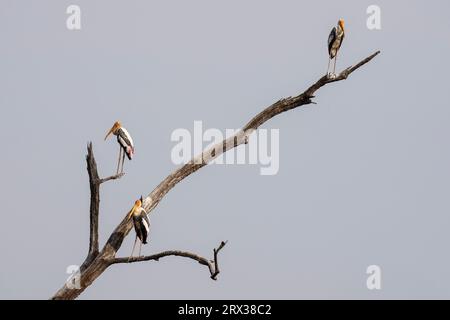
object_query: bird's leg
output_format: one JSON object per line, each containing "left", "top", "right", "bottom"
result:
{"left": 128, "top": 236, "right": 138, "bottom": 262}
{"left": 120, "top": 150, "right": 126, "bottom": 174}
{"left": 327, "top": 58, "right": 331, "bottom": 76}
{"left": 138, "top": 240, "right": 142, "bottom": 257}
{"left": 333, "top": 52, "right": 338, "bottom": 76}
{"left": 116, "top": 147, "right": 122, "bottom": 175}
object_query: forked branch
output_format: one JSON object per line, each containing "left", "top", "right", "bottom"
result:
{"left": 83, "top": 143, "right": 124, "bottom": 268}
{"left": 51, "top": 51, "right": 380, "bottom": 300}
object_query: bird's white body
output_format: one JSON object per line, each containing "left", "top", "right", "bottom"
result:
{"left": 141, "top": 214, "right": 150, "bottom": 235}
{"left": 134, "top": 207, "right": 150, "bottom": 234}
{"left": 329, "top": 25, "right": 344, "bottom": 59}
{"left": 128, "top": 200, "right": 150, "bottom": 259}
{"left": 327, "top": 19, "right": 345, "bottom": 76}
{"left": 119, "top": 127, "right": 134, "bottom": 147}
{"left": 104, "top": 121, "right": 135, "bottom": 174}
{"left": 117, "top": 127, "right": 134, "bottom": 160}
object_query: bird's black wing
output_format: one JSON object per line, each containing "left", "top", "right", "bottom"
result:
{"left": 328, "top": 27, "right": 336, "bottom": 56}
{"left": 117, "top": 128, "right": 132, "bottom": 148}
{"left": 138, "top": 211, "right": 150, "bottom": 244}
{"left": 117, "top": 128, "right": 134, "bottom": 160}
{"left": 132, "top": 216, "right": 144, "bottom": 243}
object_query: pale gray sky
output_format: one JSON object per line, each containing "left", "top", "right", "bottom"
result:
{"left": 1, "top": 1, "right": 450, "bottom": 299}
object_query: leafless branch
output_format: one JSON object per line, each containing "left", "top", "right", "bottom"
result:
{"left": 83, "top": 143, "right": 124, "bottom": 268}
{"left": 85, "top": 143, "right": 101, "bottom": 262}
{"left": 211, "top": 240, "right": 227, "bottom": 280}
{"left": 111, "top": 241, "right": 227, "bottom": 280}
{"left": 51, "top": 51, "right": 380, "bottom": 300}
{"left": 99, "top": 173, "right": 125, "bottom": 184}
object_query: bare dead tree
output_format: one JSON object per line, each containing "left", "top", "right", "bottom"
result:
{"left": 51, "top": 51, "right": 380, "bottom": 300}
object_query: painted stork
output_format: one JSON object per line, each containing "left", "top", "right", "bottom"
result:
{"left": 327, "top": 19, "right": 345, "bottom": 77}
{"left": 127, "top": 196, "right": 150, "bottom": 260}
{"left": 104, "top": 121, "right": 134, "bottom": 174}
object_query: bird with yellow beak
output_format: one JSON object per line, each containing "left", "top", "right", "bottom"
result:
{"left": 127, "top": 196, "right": 150, "bottom": 260}
{"left": 327, "top": 19, "right": 345, "bottom": 77}
{"left": 104, "top": 121, "right": 135, "bottom": 175}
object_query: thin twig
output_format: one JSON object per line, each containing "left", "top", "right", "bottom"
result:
{"left": 100, "top": 173, "right": 125, "bottom": 184}
{"left": 211, "top": 240, "right": 227, "bottom": 280}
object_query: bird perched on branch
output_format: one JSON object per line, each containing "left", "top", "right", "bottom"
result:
{"left": 127, "top": 196, "right": 150, "bottom": 260}
{"left": 327, "top": 19, "right": 345, "bottom": 77}
{"left": 104, "top": 121, "right": 135, "bottom": 174}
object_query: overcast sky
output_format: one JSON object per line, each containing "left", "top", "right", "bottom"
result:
{"left": 1, "top": 0, "right": 450, "bottom": 299}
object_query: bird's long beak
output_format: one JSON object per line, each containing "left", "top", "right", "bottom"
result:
{"left": 127, "top": 203, "right": 139, "bottom": 220}
{"left": 104, "top": 126, "right": 115, "bottom": 141}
